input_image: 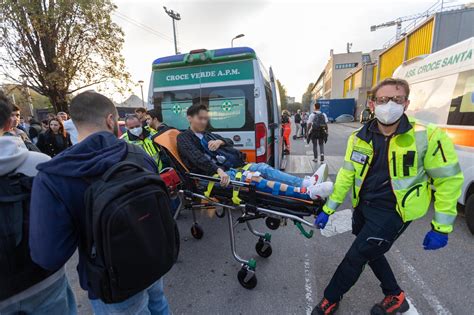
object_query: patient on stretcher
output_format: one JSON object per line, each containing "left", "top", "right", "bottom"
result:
{"left": 177, "top": 104, "right": 333, "bottom": 200}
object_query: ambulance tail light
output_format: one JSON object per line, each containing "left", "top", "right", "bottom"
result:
{"left": 255, "top": 122, "right": 267, "bottom": 163}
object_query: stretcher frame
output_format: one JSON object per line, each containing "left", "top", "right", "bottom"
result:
{"left": 155, "top": 129, "right": 325, "bottom": 289}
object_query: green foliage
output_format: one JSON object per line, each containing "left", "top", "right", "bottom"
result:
{"left": 2, "top": 84, "right": 52, "bottom": 114}
{"left": 277, "top": 79, "right": 288, "bottom": 110}
{"left": 286, "top": 102, "right": 302, "bottom": 113}
{"left": 301, "top": 82, "right": 314, "bottom": 111}
{"left": 0, "top": 0, "right": 131, "bottom": 113}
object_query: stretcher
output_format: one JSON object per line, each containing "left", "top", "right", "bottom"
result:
{"left": 155, "top": 129, "right": 326, "bottom": 289}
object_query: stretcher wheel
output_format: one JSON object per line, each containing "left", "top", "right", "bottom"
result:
{"left": 237, "top": 267, "right": 257, "bottom": 289}
{"left": 265, "top": 217, "right": 280, "bottom": 230}
{"left": 255, "top": 240, "right": 272, "bottom": 258}
{"left": 215, "top": 207, "right": 225, "bottom": 218}
{"left": 191, "top": 223, "right": 203, "bottom": 239}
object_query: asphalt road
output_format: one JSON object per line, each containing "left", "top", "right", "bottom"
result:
{"left": 68, "top": 122, "right": 474, "bottom": 315}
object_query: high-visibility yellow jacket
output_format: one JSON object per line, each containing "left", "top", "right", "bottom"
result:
{"left": 121, "top": 126, "right": 163, "bottom": 171}
{"left": 323, "top": 117, "right": 464, "bottom": 233}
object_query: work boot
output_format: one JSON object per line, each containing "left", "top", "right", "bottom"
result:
{"left": 312, "top": 298, "right": 339, "bottom": 315}
{"left": 370, "top": 291, "right": 410, "bottom": 315}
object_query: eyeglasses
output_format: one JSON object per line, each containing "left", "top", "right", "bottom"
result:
{"left": 374, "top": 96, "right": 407, "bottom": 105}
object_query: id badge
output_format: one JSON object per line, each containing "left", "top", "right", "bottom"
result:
{"left": 350, "top": 150, "right": 368, "bottom": 165}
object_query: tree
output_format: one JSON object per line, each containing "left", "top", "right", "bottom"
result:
{"left": 301, "top": 82, "right": 314, "bottom": 111}
{"left": 2, "top": 83, "right": 52, "bottom": 115}
{"left": 287, "top": 102, "right": 302, "bottom": 113}
{"left": 277, "top": 79, "right": 288, "bottom": 110}
{"left": 0, "top": 0, "right": 131, "bottom": 113}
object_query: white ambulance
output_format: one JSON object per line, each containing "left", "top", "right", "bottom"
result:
{"left": 394, "top": 37, "right": 474, "bottom": 234}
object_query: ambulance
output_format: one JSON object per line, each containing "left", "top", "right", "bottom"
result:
{"left": 393, "top": 37, "right": 474, "bottom": 234}
{"left": 148, "top": 47, "right": 283, "bottom": 169}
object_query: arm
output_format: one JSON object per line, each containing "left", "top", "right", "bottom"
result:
{"left": 425, "top": 127, "right": 464, "bottom": 234}
{"left": 211, "top": 132, "right": 234, "bottom": 147}
{"left": 177, "top": 133, "right": 219, "bottom": 176}
{"left": 29, "top": 173, "right": 78, "bottom": 270}
{"left": 322, "top": 134, "right": 356, "bottom": 215}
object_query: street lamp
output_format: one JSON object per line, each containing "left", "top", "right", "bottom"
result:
{"left": 138, "top": 80, "right": 145, "bottom": 107}
{"left": 163, "top": 6, "right": 181, "bottom": 55}
{"left": 231, "top": 34, "right": 245, "bottom": 48}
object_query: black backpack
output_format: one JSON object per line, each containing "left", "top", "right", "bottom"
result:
{"left": 84, "top": 144, "right": 179, "bottom": 303}
{"left": 310, "top": 112, "right": 328, "bottom": 139}
{"left": 0, "top": 173, "right": 56, "bottom": 301}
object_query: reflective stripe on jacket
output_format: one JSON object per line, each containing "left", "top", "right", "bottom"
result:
{"left": 323, "top": 117, "right": 464, "bottom": 233}
{"left": 121, "top": 126, "right": 163, "bottom": 171}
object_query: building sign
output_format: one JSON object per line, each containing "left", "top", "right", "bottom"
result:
{"left": 153, "top": 60, "right": 254, "bottom": 87}
{"left": 335, "top": 63, "right": 358, "bottom": 70}
{"left": 404, "top": 48, "right": 472, "bottom": 79}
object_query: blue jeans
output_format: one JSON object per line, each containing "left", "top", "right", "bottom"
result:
{"left": 0, "top": 274, "right": 77, "bottom": 315}
{"left": 89, "top": 278, "right": 170, "bottom": 315}
{"left": 248, "top": 163, "right": 303, "bottom": 187}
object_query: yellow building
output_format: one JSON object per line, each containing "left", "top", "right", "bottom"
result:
{"left": 374, "top": 6, "right": 474, "bottom": 84}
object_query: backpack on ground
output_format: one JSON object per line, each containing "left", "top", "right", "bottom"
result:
{"left": 0, "top": 173, "right": 56, "bottom": 301}
{"left": 310, "top": 112, "right": 328, "bottom": 140}
{"left": 84, "top": 144, "right": 179, "bottom": 303}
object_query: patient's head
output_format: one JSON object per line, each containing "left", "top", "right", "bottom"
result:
{"left": 186, "top": 104, "right": 209, "bottom": 133}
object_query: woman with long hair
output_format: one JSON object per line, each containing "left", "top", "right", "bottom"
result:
{"left": 36, "top": 117, "right": 72, "bottom": 157}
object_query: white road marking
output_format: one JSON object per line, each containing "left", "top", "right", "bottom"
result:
{"left": 406, "top": 297, "right": 421, "bottom": 315}
{"left": 304, "top": 252, "right": 314, "bottom": 315}
{"left": 393, "top": 250, "right": 452, "bottom": 315}
{"left": 320, "top": 209, "right": 353, "bottom": 237}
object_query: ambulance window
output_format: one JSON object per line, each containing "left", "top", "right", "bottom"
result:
{"left": 154, "top": 91, "right": 193, "bottom": 130}
{"left": 208, "top": 88, "right": 247, "bottom": 129}
{"left": 264, "top": 82, "right": 274, "bottom": 124}
{"left": 447, "top": 70, "right": 474, "bottom": 126}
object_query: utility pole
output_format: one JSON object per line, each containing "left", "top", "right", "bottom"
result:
{"left": 138, "top": 80, "right": 145, "bottom": 107}
{"left": 20, "top": 74, "right": 34, "bottom": 116}
{"left": 163, "top": 6, "right": 181, "bottom": 55}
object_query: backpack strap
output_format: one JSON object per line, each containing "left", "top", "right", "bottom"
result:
{"left": 125, "top": 143, "right": 146, "bottom": 167}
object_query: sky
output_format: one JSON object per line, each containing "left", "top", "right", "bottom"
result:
{"left": 112, "top": 0, "right": 463, "bottom": 103}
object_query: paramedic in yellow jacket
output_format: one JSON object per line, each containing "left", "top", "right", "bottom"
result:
{"left": 312, "top": 78, "right": 463, "bottom": 315}
{"left": 121, "top": 115, "right": 163, "bottom": 171}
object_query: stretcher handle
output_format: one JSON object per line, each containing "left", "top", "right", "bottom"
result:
{"left": 187, "top": 172, "right": 250, "bottom": 187}
{"left": 294, "top": 221, "right": 314, "bottom": 239}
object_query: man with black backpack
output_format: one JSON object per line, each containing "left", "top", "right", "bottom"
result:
{"left": 0, "top": 95, "right": 77, "bottom": 314}
{"left": 307, "top": 102, "right": 329, "bottom": 163}
{"left": 29, "top": 91, "right": 178, "bottom": 314}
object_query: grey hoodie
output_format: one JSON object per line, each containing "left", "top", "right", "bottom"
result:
{"left": 0, "top": 136, "right": 50, "bottom": 176}
{"left": 0, "top": 136, "right": 65, "bottom": 310}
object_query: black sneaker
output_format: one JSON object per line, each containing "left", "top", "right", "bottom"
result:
{"left": 312, "top": 298, "right": 339, "bottom": 315}
{"left": 320, "top": 154, "right": 324, "bottom": 162}
{"left": 370, "top": 291, "right": 410, "bottom": 315}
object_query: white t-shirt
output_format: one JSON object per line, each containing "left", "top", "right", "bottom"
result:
{"left": 63, "top": 119, "right": 78, "bottom": 145}
{"left": 308, "top": 111, "right": 328, "bottom": 125}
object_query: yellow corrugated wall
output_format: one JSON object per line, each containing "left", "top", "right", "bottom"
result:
{"left": 379, "top": 39, "right": 405, "bottom": 80}
{"left": 372, "top": 65, "right": 378, "bottom": 87}
{"left": 343, "top": 78, "right": 350, "bottom": 97}
{"left": 406, "top": 18, "right": 434, "bottom": 60}
{"left": 353, "top": 70, "right": 362, "bottom": 89}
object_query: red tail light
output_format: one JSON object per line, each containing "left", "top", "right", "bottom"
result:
{"left": 255, "top": 122, "right": 267, "bottom": 163}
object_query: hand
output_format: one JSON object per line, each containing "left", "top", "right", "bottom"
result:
{"left": 217, "top": 168, "right": 230, "bottom": 187}
{"left": 208, "top": 140, "right": 224, "bottom": 151}
{"left": 314, "top": 212, "right": 330, "bottom": 229}
{"left": 423, "top": 230, "right": 448, "bottom": 250}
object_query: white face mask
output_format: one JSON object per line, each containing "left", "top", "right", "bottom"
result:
{"left": 374, "top": 100, "right": 405, "bottom": 125}
{"left": 128, "top": 126, "right": 143, "bottom": 137}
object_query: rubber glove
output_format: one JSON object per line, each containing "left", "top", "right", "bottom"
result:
{"left": 314, "top": 212, "right": 330, "bottom": 229}
{"left": 423, "top": 230, "right": 448, "bottom": 250}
